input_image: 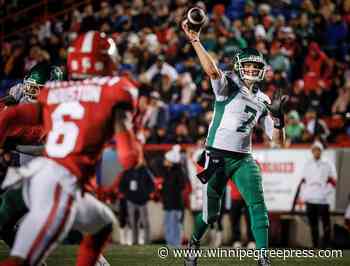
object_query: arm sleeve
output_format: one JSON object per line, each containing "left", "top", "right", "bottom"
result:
{"left": 210, "top": 70, "right": 229, "bottom": 99}
{"left": 119, "top": 172, "right": 127, "bottom": 193}
{"left": 0, "top": 103, "right": 41, "bottom": 146}
{"left": 144, "top": 167, "right": 155, "bottom": 193}
{"left": 260, "top": 114, "right": 274, "bottom": 141}
{"left": 8, "top": 83, "right": 23, "bottom": 102}
{"left": 113, "top": 79, "right": 140, "bottom": 170}
{"left": 144, "top": 65, "right": 158, "bottom": 82}
{"left": 301, "top": 164, "right": 308, "bottom": 182}
{"left": 328, "top": 162, "right": 337, "bottom": 179}
{"left": 113, "top": 79, "right": 135, "bottom": 109}
{"left": 259, "top": 94, "right": 274, "bottom": 140}
{"left": 114, "top": 131, "right": 140, "bottom": 170}
{"left": 164, "top": 64, "right": 178, "bottom": 81}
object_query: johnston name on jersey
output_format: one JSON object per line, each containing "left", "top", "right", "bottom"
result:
{"left": 38, "top": 77, "right": 136, "bottom": 181}
{"left": 207, "top": 71, "right": 274, "bottom": 153}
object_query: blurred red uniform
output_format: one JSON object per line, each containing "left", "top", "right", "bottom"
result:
{"left": 0, "top": 103, "right": 45, "bottom": 146}
{"left": 0, "top": 76, "right": 140, "bottom": 266}
{"left": 40, "top": 77, "right": 138, "bottom": 183}
{"left": 67, "top": 31, "right": 117, "bottom": 79}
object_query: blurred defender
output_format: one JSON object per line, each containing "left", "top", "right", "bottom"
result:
{"left": 0, "top": 76, "right": 140, "bottom": 266}
{"left": 0, "top": 62, "right": 62, "bottom": 252}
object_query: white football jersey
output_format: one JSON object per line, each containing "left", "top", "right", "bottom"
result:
{"left": 8, "top": 83, "right": 33, "bottom": 103}
{"left": 206, "top": 71, "right": 274, "bottom": 153}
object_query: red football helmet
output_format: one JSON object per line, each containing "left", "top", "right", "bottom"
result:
{"left": 67, "top": 31, "right": 119, "bottom": 79}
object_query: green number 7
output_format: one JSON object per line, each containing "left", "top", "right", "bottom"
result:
{"left": 237, "top": 105, "right": 257, "bottom": 133}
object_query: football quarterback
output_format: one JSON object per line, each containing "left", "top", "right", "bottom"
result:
{"left": 182, "top": 18, "right": 287, "bottom": 266}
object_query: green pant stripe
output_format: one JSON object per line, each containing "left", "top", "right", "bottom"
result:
{"left": 207, "top": 102, "right": 225, "bottom": 147}
{"left": 192, "top": 153, "right": 269, "bottom": 249}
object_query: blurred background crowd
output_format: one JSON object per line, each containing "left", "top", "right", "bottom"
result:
{"left": 1, "top": 0, "right": 350, "bottom": 147}
{"left": 2, "top": 0, "right": 350, "bottom": 250}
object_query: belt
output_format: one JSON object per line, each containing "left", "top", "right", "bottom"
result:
{"left": 205, "top": 146, "right": 249, "bottom": 158}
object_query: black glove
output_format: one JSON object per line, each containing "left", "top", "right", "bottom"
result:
{"left": 265, "top": 88, "right": 289, "bottom": 129}
{"left": 196, "top": 154, "right": 225, "bottom": 184}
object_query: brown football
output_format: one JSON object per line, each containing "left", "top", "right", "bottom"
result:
{"left": 186, "top": 7, "right": 207, "bottom": 33}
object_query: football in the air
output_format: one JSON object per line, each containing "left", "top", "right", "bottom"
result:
{"left": 186, "top": 7, "right": 207, "bottom": 32}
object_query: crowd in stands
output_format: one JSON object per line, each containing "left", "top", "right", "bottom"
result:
{"left": 1, "top": 0, "right": 350, "bottom": 146}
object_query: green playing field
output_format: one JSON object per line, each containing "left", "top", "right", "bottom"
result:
{"left": 0, "top": 243, "right": 349, "bottom": 266}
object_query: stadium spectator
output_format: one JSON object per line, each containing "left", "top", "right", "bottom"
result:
{"left": 3, "top": 43, "right": 25, "bottom": 80}
{"left": 146, "top": 91, "right": 170, "bottom": 129}
{"left": 268, "top": 41, "right": 291, "bottom": 74}
{"left": 187, "top": 144, "right": 204, "bottom": 231}
{"left": 1, "top": 0, "right": 350, "bottom": 146}
{"left": 119, "top": 160, "right": 155, "bottom": 245}
{"left": 140, "top": 55, "right": 178, "bottom": 84}
{"left": 299, "top": 141, "right": 337, "bottom": 248}
{"left": 303, "top": 42, "right": 329, "bottom": 92}
{"left": 295, "top": 13, "right": 313, "bottom": 48}
{"left": 287, "top": 79, "right": 309, "bottom": 116}
{"left": 304, "top": 109, "right": 330, "bottom": 142}
{"left": 116, "top": 197, "right": 132, "bottom": 246}
{"left": 160, "top": 145, "right": 188, "bottom": 247}
{"left": 324, "top": 13, "right": 348, "bottom": 60}
{"left": 332, "top": 84, "right": 350, "bottom": 115}
{"left": 169, "top": 122, "right": 193, "bottom": 144}
{"left": 285, "top": 110, "right": 305, "bottom": 145}
{"left": 178, "top": 72, "right": 197, "bottom": 105}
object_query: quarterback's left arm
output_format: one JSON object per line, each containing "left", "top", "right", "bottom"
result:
{"left": 263, "top": 89, "right": 288, "bottom": 147}
{"left": 272, "top": 127, "right": 286, "bottom": 147}
{"left": 259, "top": 114, "right": 285, "bottom": 146}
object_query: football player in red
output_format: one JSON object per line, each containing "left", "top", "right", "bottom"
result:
{"left": 0, "top": 63, "right": 61, "bottom": 255}
{"left": 0, "top": 76, "right": 140, "bottom": 266}
{"left": 67, "top": 17, "right": 119, "bottom": 80}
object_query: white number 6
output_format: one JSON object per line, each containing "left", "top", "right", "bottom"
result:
{"left": 46, "top": 102, "right": 85, "bottom": 158}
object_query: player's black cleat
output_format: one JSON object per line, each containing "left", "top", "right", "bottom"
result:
{"left": 184, "top": 238, "right": 200, "bottom": 266}
{"left": 257, "top": 255, "right": 271, "bottom": 266}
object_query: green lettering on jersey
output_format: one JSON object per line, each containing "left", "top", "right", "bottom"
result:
{"left": 237, "top": 105, "right": 257, "bottom": 133}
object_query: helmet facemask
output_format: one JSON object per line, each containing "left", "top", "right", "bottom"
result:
{"left": 23, "top": 79, "right": 43, "bottom": 102}
{"left": 234, "top": 54, "right": 266, "bottom": 82}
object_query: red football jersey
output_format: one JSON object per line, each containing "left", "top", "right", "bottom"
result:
{"left": 6, "top": 125, "right": 45, "bottom": 145}
{"left": 38, "top": 77, "right": 136, "bottom": 182}
{"left": 67, "top": 31, "right": 115, "bottom": 79}
{"left": 0, "top": 100, "right": 45, "bottom": 145}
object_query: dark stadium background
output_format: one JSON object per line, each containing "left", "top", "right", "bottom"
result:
{"left": 1, "top": 0, "right": 350, "bottom": 265}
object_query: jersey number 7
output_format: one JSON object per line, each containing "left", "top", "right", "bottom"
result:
{"left": 237, "top": 105, "right": 257, "bottom": 133}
